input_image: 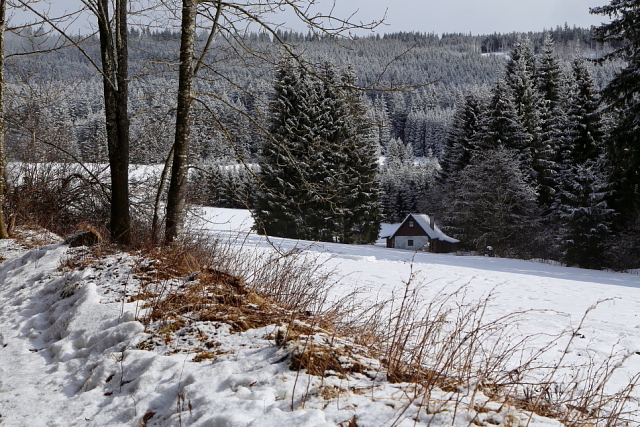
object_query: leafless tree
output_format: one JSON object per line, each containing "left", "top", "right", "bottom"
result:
{"left": 0, "top": 0, "right": 8, "bottom": 238}
{"left": 163, "top": 0, "right": 384, "bottom": 243}
{"left": 14, "top": 0, "right": 131, "bottom": 244}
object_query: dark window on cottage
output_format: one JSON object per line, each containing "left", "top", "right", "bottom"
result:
{"left": 408, "top": 239, "right": 414, "bottom": 246}
{"left": 409, "top": 221, "right": 414, "bottom": 228}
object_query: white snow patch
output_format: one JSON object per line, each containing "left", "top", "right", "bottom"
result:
{"left": 1, "top": 209, "right": 640, "bottom": 425}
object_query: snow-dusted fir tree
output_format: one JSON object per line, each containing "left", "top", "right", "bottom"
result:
{"left": 371, "top": 95, "right": 391, "bottom": 149}
{"left": 558, "top": 160, "right": 613, "bottom": 269}
{"left": 505, "top": 36, "right": 542, "bottom": 141}
{"left": 536, "top": 34, "right": 564, "bottom": 107}
{"left": 473, "top": 79, "right": 533, "bottom": 173}
{"left": 534, "top": 34, "right": 566, "bottom": 213}
{"left": 438, "top": 92, "right": 484, "bottom": 185}
{"left": 446, "top": 148, "right": 539, "bottom": 255}
{"left": 591, "top": 1, "right": 640, "bottom": 221}
{"left": 253, "top": 63, "right": 312, "bottom": 239}
{"left": 566, "top": 56, "right": 603, "bottom": 164}
{"left": 253, "top": 61, "right": 380, "bottom": 244}
{"left": 504, "top": 37, "right": 554, "bottom": 208}
{"left": 550, "top": 56, "right": 611, "bottom": 266}
{"left": 334, "top": 65, "right": 381, "bottom": 243}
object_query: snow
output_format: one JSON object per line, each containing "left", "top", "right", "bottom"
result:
{"left": 407, "top": 213, "right": 459, "bottom": 243}
{"left": 1, "top": 208, "right": 640, "bottom": 426}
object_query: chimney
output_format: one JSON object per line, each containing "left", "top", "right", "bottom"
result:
{"left": 430, "top": 215, "right": 434, "bottom": 230}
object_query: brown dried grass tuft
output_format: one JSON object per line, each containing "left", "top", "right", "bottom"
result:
{"left": 51, "top": 226, "right": 639, "bottom": 426}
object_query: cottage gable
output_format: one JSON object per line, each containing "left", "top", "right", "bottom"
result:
{"left": 384, "top": 214, "right": 459, "bottom": 253}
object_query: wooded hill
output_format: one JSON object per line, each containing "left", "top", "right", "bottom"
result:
{"left": 3, "top": 26, "right": 620, "bottom": 165}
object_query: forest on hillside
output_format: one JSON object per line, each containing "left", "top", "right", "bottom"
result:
{"left": 2, "top": 13, "right": 638, "bottom": 270}
{"left": 3, "top": 25, "right": 620, "bottom": 165}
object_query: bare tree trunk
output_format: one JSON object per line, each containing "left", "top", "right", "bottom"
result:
{"left": 0, "top": 0, "right": 8, "bottom": 239}
{"left": 165, "top": 0, "right": 197, "bottom": 243}
{"left": 151, "top": 145, "right": 173, "bottom": 243}
{"left": 96, "top": 0, "right": 130, "bottom": 245}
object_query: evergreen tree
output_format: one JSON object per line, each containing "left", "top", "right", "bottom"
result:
{"left": 254, "top": 63, "right": 313, "bottom": 239}
{"left": 372, "top": 95, "right": 391, "bottom": 149}
{"left": 505, "top": 36, "right": 542, "bottom": 140}
{"left": 591, "top": 0, "right": 640, "bottom": 218}
{"left": 505, "top": 37, "right": 558, "bottom": 209}
{"left": 253, "top": 61, "right": 379, "bottom": 244}
{"left": 312, "top": 63, "right": 380, "bottom": 243}
{"left": 567, "top": 56, "right": 603, "bottom": 164}
{"left": 474, "top": 79, "right": 532, "bottom": 174}
{"left": 445, "top": 148, "right": 540, "bottom": 255}
{"left": 536, "top": 34, "right": 563, "bottom": 107}
{"left": 535, "top": 34, "right": 566, "bottom": 213}
{"left": 559, "top": 160, "right": 613, "bottom": 269}
{"left": 438, "top": 92, "right": 484, "bottom": 185}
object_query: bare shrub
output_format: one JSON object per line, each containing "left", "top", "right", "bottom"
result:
{"left": 154, "top": 231, "right": 339, "bottom": 317}
{"left": 5, "top": 162, "right": 110, "bottom": 237}
{"left": 333, "top": 271, "right": 640, "bottom": 425}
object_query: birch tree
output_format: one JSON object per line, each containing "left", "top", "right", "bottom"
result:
{"left": 165, "top": 0, "right": 200, "bottom": 243}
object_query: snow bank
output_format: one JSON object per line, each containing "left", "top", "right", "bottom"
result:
{"left": 2, "top": 214, "right": 639, "bottom": 425}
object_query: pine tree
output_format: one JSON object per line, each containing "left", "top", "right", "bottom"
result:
{"left": 438, "top": 92, "right": 484, "bottom": 185}
{"left": 535, "top": 34, "right": 566, "bottom": 213}
{"left": 372, "top": 95, "right": 391, "bottom": 149}
{"left": 445, "top": 148, "right": 540, "bottom": 255}
{"left": 505, "top": 36, "right": 542, "bottom": 140}
{"left": 254, "top": 63, "right": 313, "bottom": 239}
{"left": 253, "top": 61, "right": 379, "bottom": 244}
{"left": 567, "top": 56, "right": 603, "bottom": 164}
{"left": 474, "top": 79, "right": 533, "bottom": 174}
{"left": 338, "top": 67, "right": 381, "bottom": 243}
{"left": 507, "top": 38, "right": 559, "bottom": 208}
{"left": 591, "top": 1, "right": 640, "bottom": 221}
{"left": 536, "top": 34, "right": 563, "bottom": 106}
{"left": 559, "top": 160, "right": 613, "bottom": 269}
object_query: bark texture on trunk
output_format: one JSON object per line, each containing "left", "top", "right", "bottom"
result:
{"left": 97, "top": 0, "right": 130, "bottom": 245}
{"left": 165, "top": 0, "right": 197, "bottom": 243}
{"left": 0, "top": 0, "right": 9, "bottom": 239}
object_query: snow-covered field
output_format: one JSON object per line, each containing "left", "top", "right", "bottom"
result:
{"left": 1, "top": 207, "right": 640, "bottom": 426}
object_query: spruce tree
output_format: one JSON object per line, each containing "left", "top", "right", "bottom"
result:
{"left": 567, "top": 56, "right": 603, "bottom": 164}
{"left": 446, "top": 148, "right": 540, "bottom": 255}
{"left": 505, "top": 37, "right": 557, "bottom": 209}
{"left": 438, "top": 92, "right": 484, "bottom": 185}
{"left": 253, "top": 61, "right": 379, "bottom": 244}
{"left": 254, "top": 63, "right": 312, "bottom": 239}
{"left": 535, "top": 34, "right": 566, "bottom": 214}
{"left": 559, "top": 160, "right": 613, "bottom": 269}
{"left": 474, "top": 79, "right": 533, "bottom": 175}
{"left": 536, "top": 34, "right": 563, "bottom": 106}
{"left": 591, "top": 1, "right": 640, "bottom": 221}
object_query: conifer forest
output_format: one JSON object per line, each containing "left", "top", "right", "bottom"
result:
{"left": 1, "top": 1, "right": 639, "bottom": 271}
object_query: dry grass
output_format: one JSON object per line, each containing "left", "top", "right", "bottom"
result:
{"left": 49, "top": 228, "right": 639, "bottom": 426}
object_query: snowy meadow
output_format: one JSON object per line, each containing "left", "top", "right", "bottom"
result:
{"left": 1, "top": 208, "right": 639, "bottom": 426}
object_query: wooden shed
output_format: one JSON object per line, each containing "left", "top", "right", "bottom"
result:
{"left": 382, "top": 214, "right": 459, "bottom": 253}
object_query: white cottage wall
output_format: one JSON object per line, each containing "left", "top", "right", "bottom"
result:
{"left": 394, "top": 235, "right": 429, "bottom": 250}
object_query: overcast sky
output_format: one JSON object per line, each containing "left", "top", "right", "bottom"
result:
{"left": 11, "top": 0, "right": 609, "bottom": 36}
{"left": 310, "top": 0, "right": 607, "bottom": 35}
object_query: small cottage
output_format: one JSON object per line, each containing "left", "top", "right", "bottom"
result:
{"left": 383, "top": 214, "right": 459, "bottom": 253}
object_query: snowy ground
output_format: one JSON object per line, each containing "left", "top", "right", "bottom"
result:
{"left": 1, "top": 208, "right": 640, "bottom": 426}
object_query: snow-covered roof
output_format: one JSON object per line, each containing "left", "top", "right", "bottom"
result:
{"left": 389, "top": 213, "right": 459, "bottom": 243}
{"left": 379, "top": 222, "right": 401, "bottom": 239}
{"left": 411, "top": 214, "right": 459, "bottom": 243}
